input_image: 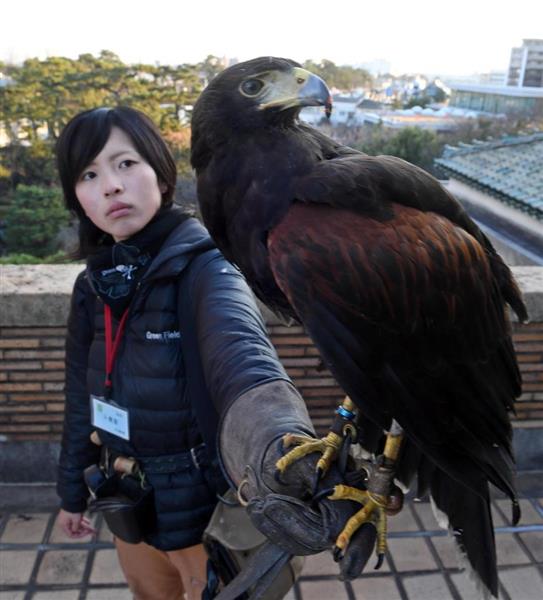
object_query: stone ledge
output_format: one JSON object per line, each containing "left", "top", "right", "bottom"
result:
{"left": 1, "top": 264, "right": 542, "bottom": 326}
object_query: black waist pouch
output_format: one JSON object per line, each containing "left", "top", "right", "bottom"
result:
{"left": 84, "top": 464, "right": 155, "bottom": 544}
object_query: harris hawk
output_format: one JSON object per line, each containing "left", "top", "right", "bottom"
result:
{"left": 190, "top": 56, "right": 527, "bottom": 597}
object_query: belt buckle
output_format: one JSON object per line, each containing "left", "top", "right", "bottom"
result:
{"left": 190, "top": 446, "right": 201, "bottom": 470}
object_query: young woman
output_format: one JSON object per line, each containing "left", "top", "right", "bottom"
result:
{"left": 54, "top": 106, "right": 298, "bottom": 600}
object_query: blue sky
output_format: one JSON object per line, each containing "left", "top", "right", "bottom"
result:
{"left": 2, "top": 0, "right": 542, "bottom": 76}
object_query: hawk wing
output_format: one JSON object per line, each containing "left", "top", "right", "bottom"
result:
{"left": 267, "top": 196, "right": 523, "bottom": 594}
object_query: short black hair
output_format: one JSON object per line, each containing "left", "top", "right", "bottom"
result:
{"left": 56, "top": 106, "right": 178, "bottom": 256}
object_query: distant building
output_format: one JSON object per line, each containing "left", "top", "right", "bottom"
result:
{"left": 444, "top": 71, "right": 506, "bottom": 86}
{"left": 479, "top": 71, "right": 507, "bottom": 86}
{"left": 448, "top": 83, "right": 543, "bottom": 116}
{"left": 330, "top": 94, "right": 364, "bottom": 125}
{"left": 300, "top": 93, "right": 363, "bottom": 126}
{"left": 507, "top": 39, "right": 543, "bottom": 88}
{"left": 424, "top": 79, "right": 449, "bottom": 101}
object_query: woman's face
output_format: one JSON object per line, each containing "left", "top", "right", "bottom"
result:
{"left": 75, "top": 127, "right": 165, "bottom": 242}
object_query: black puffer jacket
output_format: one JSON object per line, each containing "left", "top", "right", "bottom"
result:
{"left": 57, "top": 218, "right": 290, "bottom": 550}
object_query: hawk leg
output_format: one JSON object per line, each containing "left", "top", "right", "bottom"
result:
{"left": 275, "top": 397, "right": 357, "bottom": 493}
{"left": 328, "top": 421, "right": 404, "bottom": 567}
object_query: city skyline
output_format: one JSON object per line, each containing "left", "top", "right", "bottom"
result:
{"left": 2, "top": 0, "right": 542, "bottom": 78}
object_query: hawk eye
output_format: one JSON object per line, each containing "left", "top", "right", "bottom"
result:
{"left": 240, "top": 79, "right": 264, "bottom": 96}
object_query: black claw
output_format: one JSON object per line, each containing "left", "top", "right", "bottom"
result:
{"left": 374, "top": 553, "right": 385, "bottom": 570}
{"left": 338, "top": 434, "right": 351, "bottom": 475}
{"left": 274, "top": 469, "right": 285, "bottom": 484}
{"left": 311, "top": 467, "right": 324, "bottom": 497}
{"left": 333, "top": 545, "right": 344, "bottom": 562}
{"left": 512, "top": 499, "right": 521, "bottom": 526}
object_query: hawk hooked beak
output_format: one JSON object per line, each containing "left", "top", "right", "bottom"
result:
{"left": 257, "top": 67, "right": 333, "bottom": 118}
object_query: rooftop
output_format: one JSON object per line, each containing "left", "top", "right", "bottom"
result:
{"left": 436, "top": 133, "right": 543, "bottom": 220}
{"left": 449, "top": 84, "right": 543, "bottom": 98}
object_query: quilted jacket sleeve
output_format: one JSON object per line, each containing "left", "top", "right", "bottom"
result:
{"left": 56, "top": 271, "right": 101, "bottom": 513}
{"left": 192, "top": 251, "right": 290, "bottom": 416}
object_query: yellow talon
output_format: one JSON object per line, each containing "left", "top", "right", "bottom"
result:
{"left": 328, "top": 423, "right": 405, "bottom": 564}
{"left": 276, "top": 402, "right": 404, "bottom": 569}
{"left": 376, "top": 505, "right": 387, "bottom": 556}
{"left": 276, "top": 435, "right": 325, "bottom": 473}
{"left": 282, "top": 433, "right": 315, "bottom": 448}
{"left": 337, "top": 502, "right": 378, "bottom": 550}
{"left": 327, "top": 484, "right": 368, "bottom": 503}
{"left": 275, "top": 430, "right": 343, "bottom": 476}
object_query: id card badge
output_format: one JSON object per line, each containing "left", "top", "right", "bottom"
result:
{"left": 90, "top": 394, "right": 130, "bottom": 440}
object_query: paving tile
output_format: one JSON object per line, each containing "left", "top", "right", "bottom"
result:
{"left": 518, "top": 531, "right": 543, "bottom": 561}
{"left": 98, "top": 521, "right": 114, "bottom": 543}
{"left": 496, "top": 498, "right": 542, "bottom": 524}
{"left": 0, "top": 513, "right": 50, "bottom": 543}
{"left": 496, "top": 534, "right": 531, "bottom": 566}
{"left": 89, "top": 548, "right": 126, "bottom": 584}
{"left": 0, "top": 550, "right": 37, "bottom": 584}
{"left": 402, "top": 573, "right": 453, "bottom": 599}
{"left": 0, "top": 592, "right": 26, "bottom": 599}
{"left": 302, "top": 551, "right": 339, "bottom": 576}
{"left": 430, "top": 535, "right": 460, "bottom": 569}
{"left": 499, "top": 565, "right": 543, "bottom": 599}
{"left": 299, "top": 579, "right": 349, "bottom": 599}
{"left": 85, "top": 588, "right": 132, "bottom": 600}
{"left": 387, "top": 537, "right": 437, "bottom": 572}
{"left": 49, "top": 512, "right": 97, "bottom": 544}
{"left": 491, "top": 503, "right": 507, "bottom": 527}
{"left": 31, "top": 591, "right": 80, "bottom": 599}
{"left": 450, "top": 571, "right": 489, "bottom": 600}
{"left": 411, "top": 501, "right": 441, "bottom": 531}
{"left": 350, "top": 575, "right": 402, "bottom": 599}
{"left": 282, "top": 589, "right": 296, "bottom": 600}
{"left": 36, "top": 550, "right": 88, "bottom": 584}
{"left": 411, "top": 500, "right": 508, "bottom": 531}
{"left": 302, "top": 549, "right": 392, "bottom": 577}
{"left": 388, "top": 503, "right": 420, "bottom": 532}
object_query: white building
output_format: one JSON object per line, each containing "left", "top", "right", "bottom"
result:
{"left": 507, "top": 39, "right": 543, "bottom": 88}
{"left": 300, "top": 93, "right": 364, "bottom": 127}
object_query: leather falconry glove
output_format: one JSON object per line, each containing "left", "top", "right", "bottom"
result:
{"left": 219, "top": 380, "right": 377, "bottom": 580}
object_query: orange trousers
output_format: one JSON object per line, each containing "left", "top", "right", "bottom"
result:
{"left": 115, "top": 537, "right": 208, "bottom": 600}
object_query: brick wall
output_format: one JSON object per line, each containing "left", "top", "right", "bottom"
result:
{"left": 1, "top": 321, "right": 542, "bottom": 441}
{"left": 0, "top": 327, "right": 67, "bottom": 441}
{"left": 514, "top": 322, "right": 543, "bottom": 420}
{"left": 269, "top": 321, "right": 543, "bottom": 436}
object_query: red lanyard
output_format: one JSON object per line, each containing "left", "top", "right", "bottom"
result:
{"left": 104, "top": 304, "right": 129, "bottom": 397}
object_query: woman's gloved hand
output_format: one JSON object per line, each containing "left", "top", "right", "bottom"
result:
{"left": 219, "top": 380, "right": 377, "bottom": 580}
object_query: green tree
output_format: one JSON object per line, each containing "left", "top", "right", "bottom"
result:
{"left": 354, "top": 125, "right": 443, "bottom": 173}
{"left": 197, "top": 55, "right": 225, "bottom": 84}
{"left": 303, "top": 59, "right": 372, "bottom": 90}
{"left": 0, "top": 139, "right": 57, "bottom": 187}
{"left": 404, "top": 95, "right": 432, "bottom": 109}
{"left": 4, "top": 185, "right": 70, "bottom": 257}
{"left": 0, "top": 52, "right": 204, "bottom": 191}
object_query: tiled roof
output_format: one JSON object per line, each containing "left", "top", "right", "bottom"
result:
{"left": 435, "top": 133, "right": 543, "bottom": 220}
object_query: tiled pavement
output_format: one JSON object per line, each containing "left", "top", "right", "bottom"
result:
{"left": 0, "top": 488, "right": 542, "bottom": 599}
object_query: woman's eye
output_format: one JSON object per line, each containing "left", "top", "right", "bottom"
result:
{"left": 119, "top": 159, "right": 136, "bottom": 168}
{"left": 240, "top": 79, "right": 264, "bottom": 96}
{"left": 81, "top": 171, "right": 96, "bottom": 181}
